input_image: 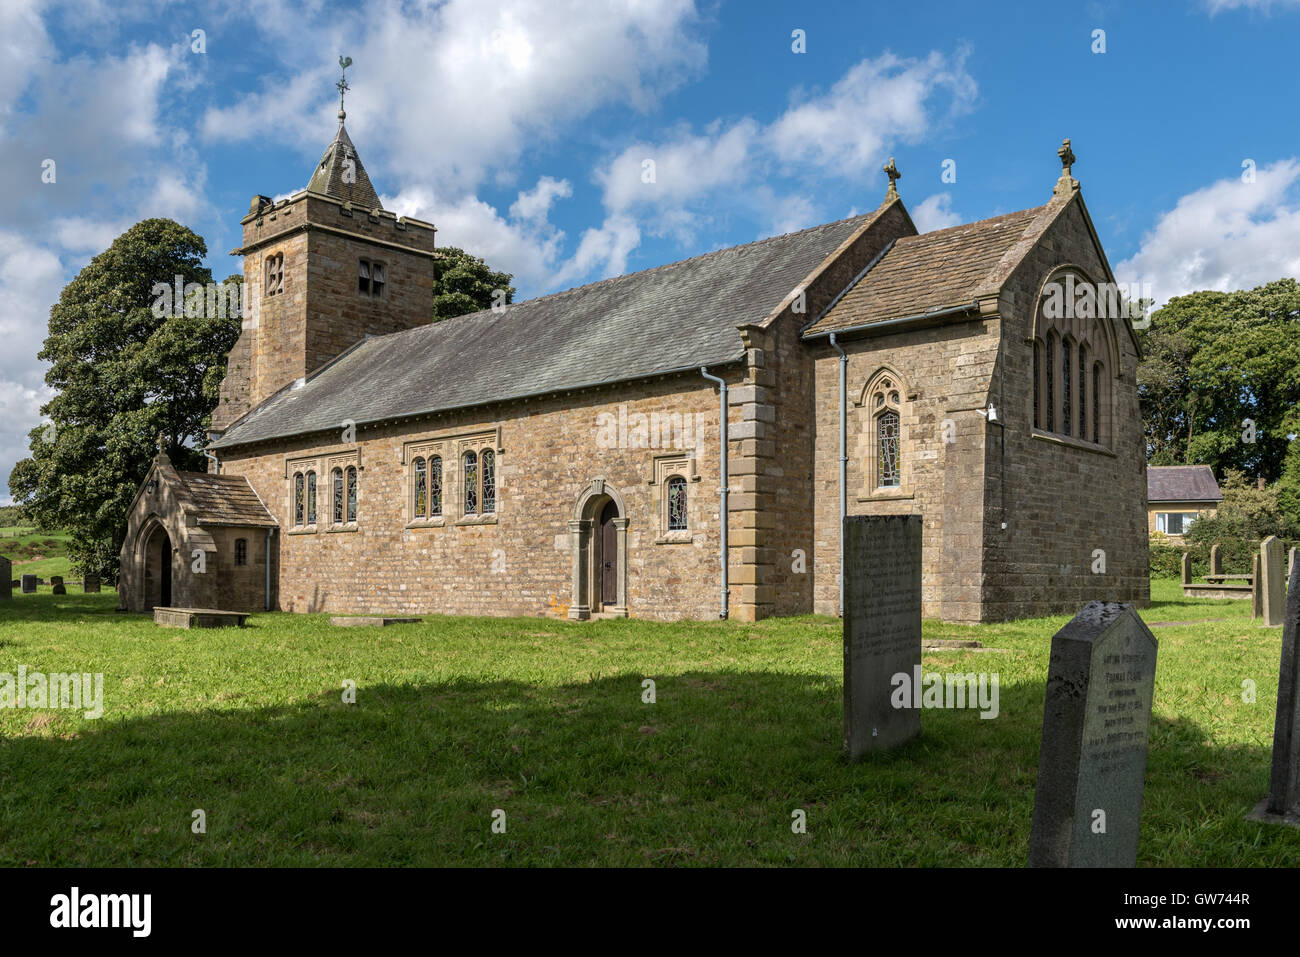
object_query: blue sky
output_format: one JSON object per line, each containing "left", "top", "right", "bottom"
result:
{"left": 3, "top": 0, "right": 1300, "bottom": 502}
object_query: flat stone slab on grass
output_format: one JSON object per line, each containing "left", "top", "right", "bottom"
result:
{"left": 1183, "top": 583, "right": 1252, "bottom": 600}
{"left": 330, "top": 616, "right": 423, "bottom": 627}
{"left": 923, "top": 639, "right": 983, "bottom": 649}
{"left": 154, "top": 607, "right": 250, "bottom": 629}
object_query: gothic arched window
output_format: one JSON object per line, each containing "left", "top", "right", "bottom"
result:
{"left": 1061, "top": 337, "right": 1072, "bottom": 438}
{"left": 332, "top": 468, "right": 344, "bottom": 524}
{"left": 306, "top": 470, "right": 317, "bottom": 524}
{"left": 1034, "top": 268, "right": 1118, "bottom": 448}
{"left": 294, "top": 473, "right": 304, "bottom": 527}
{"left": 430, "top": 456, "right": 443, "bottom": 517}
{"left": 481, "top": 450, "right": 496, "bottom": 514}
{"left": 414, "top": 457, "right": 427, "bottom": 518}
{"left": 346, "top": 467, "right": 357, "bottom": 523}
{"left": 463, "top": 451, "right": 478, "bottom": 515}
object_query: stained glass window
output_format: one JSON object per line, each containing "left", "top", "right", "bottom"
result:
{"left": 332, "top": 468, "right": 344, "bottom": 524}
{"left": 1093, "top": 363, "right": 1102, "bottom": 444}
{"left": 1033, "top": 340, "right": 1041, "bottom": 429}
{"left": 667, "top": 476, "right": 687, "bottom": 530}
{"left": 306, "top": 471, "right": 317, "bottom": 524}
{"left": 1045, "top": 332, "right": 1055, "bottom": 432}
{"left": 481, "top": 450, "right": 495, "bottom": 514}
{"left": 430, "top": 456, "right": 443, "bottom": 517}
{"left": 1078, "top": 345, "right": 1087, "bottom": 442}
{"left": 346, "top": 467, "right": 357, "bottom": 523}
{"left": 294, "top": 473, "right": 304, "bottom": 526}
{"left": 1061, "top": 339, "right": 1072, "bottom": 438}
{"left": 464, "top": 451, "right": 478, "bottom": 515}
{"left": 414, "top": 457, "right": 427, "bottom": 518}
{"left": 877, "top": 410, "right": 900, "bottom": 488}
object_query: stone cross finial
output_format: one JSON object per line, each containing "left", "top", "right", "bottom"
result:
{"left": 1054, "top": 138, "right": 1080, "bottom": 198}
{"left": 156, "top": 433, "right": 165, "bottom": 455}
{"left": 883, "top": 157, "right": 901, "bottom": 199}
{"left": 337, "top": 55, "right": 353, "bottom": 124}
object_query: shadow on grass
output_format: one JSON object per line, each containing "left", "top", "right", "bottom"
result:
{"left": 1, "top": 663, "right": 1296, "bottom": 867}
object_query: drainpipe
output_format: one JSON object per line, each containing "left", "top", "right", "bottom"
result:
{"left": 203, "top": 450, "right": 221, "bottom": 475}
{"left": 829, "top": 333, "right": 848, "bottom": 617}
{"left": 264, "top": 527, "right": 275, "bottom": 611}
{"left": 700, "top": 367, "right": 729, "bottom": 619}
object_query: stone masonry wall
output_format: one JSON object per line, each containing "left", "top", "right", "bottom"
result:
{"left": 216, "top": 370, "right": 744, "bottom": 621}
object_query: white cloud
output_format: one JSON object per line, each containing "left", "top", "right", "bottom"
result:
{"left": 509, "top": 176, "right": 573, "bottom": 223}
{"left": 912, "top": 192, "right": 963, "bottom": 232}
{"left": 1114, "top": 159, "right": 1300, "bottom": 306}
{"left": 768, "top": 48, "right": 977, "bottom": 175}
{"left": 1205, "top": 0, "right": 1300, "bottom": 12}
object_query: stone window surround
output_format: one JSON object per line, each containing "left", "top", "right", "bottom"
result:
{"left": 264, "top": 252, "right": 284, "bottom": 296}
{"left": 1031, "top": 264, "right": 1118, "bottom": 451}
{"left": 648, "top": 452, "right": 700, "bottom": 544}
{"left": 284, "top": 449, "right": 362, "bottom": 534}
{"left": 401, "top": 427, "right": 501, "bottom": 528}
{"left": 854, "top": 367, "right": 916, "bottom": 502}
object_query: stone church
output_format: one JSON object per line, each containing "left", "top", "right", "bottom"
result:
{"left": 117, "top": 109, "right": 1149, "bottom": 623}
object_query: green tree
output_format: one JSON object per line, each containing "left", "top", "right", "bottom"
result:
{"left": 8, "top": 219, "right": 241, "bottom": 579}
{"left": 1185, "top": 469, "right": 1300, "bottom": 546}
{"left": 1137, "top": 279, "right": 1300, "bottom": 481}
{"left": 432, "top": 246, "right": 515, "bottom": 321}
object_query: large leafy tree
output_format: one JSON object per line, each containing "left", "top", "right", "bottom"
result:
{"left": 8, "top": 219, "right": 241, "bottom": 579}
{"left": 1137, "top": 279, "right": 1300, "bottom": 484}
{"left": 432, "top": 245, "right": 515, "bottom": 320}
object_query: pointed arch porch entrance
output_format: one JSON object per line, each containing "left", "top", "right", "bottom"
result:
{"left": 569, "top": 479, "right": 629, "bottom": 619}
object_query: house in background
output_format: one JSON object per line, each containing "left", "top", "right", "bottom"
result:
{"left": 1147, "top": 465, "right": 1222, "bottom": 539}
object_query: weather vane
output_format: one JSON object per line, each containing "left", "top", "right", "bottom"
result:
{"left": 337, "top": 55, "right": 353, "bottom": 123}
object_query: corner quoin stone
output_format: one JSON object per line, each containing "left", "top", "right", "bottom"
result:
{"left": 1028, "top": 601, "right": 1159, "bottom": 867}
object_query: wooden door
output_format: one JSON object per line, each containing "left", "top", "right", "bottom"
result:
{"left": 600, "top": 501, "right": 618, "bottom": 607}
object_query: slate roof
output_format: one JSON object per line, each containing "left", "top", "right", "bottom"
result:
{"left": 210, "top": 206, "right": 888, "bottom": 450}
{"left": 173, "top": 471, "right": 277, "bottom": 526}
{"left": 803, "top": 205, "right": 1050, "bottom": 335}
{"left": 1147, "top": 465, "right": 1223, "bottom": 504}
{"left": 306, "top": 123, "right": 382, "bottom": 210}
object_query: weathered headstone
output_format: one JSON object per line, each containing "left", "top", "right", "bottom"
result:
{"left": 49, "top": 575, "right": 63, "bottom": 586}
{"left": 1250, "top": 560, "right": 1300, "bottom": 826}
{"left": 1210, "top": 543, "right": 1223, "bottom": 577}
{"left": 1262, "top": 536, "right": 1285, "bottom": 627}
{"left": 1180, "top": 552, "right": 1192, "bottom": 585}
{"left": 20, "top": 574, "right": 37, "bottom": 594}
{"left": 51, "top": 583, "right": 66, "bottom": 595}
{"left": 1252, "top": 554, "right": 1262, "bottom": 619}
{"left": 82, "top": 574, "right": 101, "bottom": 593}
{"left": 843, "top": 514, "right": 923, "bottom": 759}
{"left": 1290, "top": 548, "right": 1297, "bottom": 590}
{"left": 1028, "top": 602, "right": 1159, "bottom": 867}
{"left": 0, "top": 556, "right": 9, "bottom": 601}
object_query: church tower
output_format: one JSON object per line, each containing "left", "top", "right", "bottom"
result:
{"left": 211, "top": 62, "right": 437, "bottom": 435}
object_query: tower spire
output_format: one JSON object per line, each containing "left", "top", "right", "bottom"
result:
{"left": 336, "top": 55, "right": 353, "bottom": 126}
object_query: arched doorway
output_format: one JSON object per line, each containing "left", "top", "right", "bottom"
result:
{"left": 569, "top": 479, "right": 629, "bottom": 619}
{"left": 143, "top": 523, "right": 173, "bottom": 610}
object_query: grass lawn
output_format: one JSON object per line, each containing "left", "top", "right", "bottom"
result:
{"left": 0, "top": 577, "right": 1296, "bottom": 867}
{"left": 0, "top": 527, "right": 73, "bottom": 583}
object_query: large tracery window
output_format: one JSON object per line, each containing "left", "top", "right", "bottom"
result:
{"left": 862, "top": 371, "right": 906, "bottom": 493}
{"left": 1033, "top": 269, "right": 1117, "bottom": 447}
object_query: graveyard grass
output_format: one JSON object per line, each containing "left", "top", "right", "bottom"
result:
{"left": 1, "top": 578, "right": 1297, "bottom": 867}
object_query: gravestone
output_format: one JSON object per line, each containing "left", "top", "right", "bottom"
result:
{"left": 83, "top": 574, "right": 101, "bottom": 593}
{"left": 1250, "top": 560, "right": 1300, "bottom": 826}
{"left": 1180, "top": 552, "right": 1192, "bottom": 585}
{"left": 0, "top": 557, "right": 9, "bottom": 601}
{"left": 1028, "top": 602, "right": 1159, "bottom": 867}
{"left": 51, "top": 582, "right": 66, "bottom": 595}
{"left": 1252, "top": 555, "right": 1262, "bottom": 619}
{"left": 843, "top": 514, "right": 923, "bottom": 759}
{"left": 49, "top": 575, "right": 63, "bottom": 586}
{"left": 1210, "top": 544, "right": 1223, "bottom": 577}
{"left": 20, "top": 574, "right": 37, "bottom": 594}
{"left": 1261, "top": 536, "right": 1285, "bottom": 627}
{"left": 1290, "top": 548, "right": 1297, "bottom": 589}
